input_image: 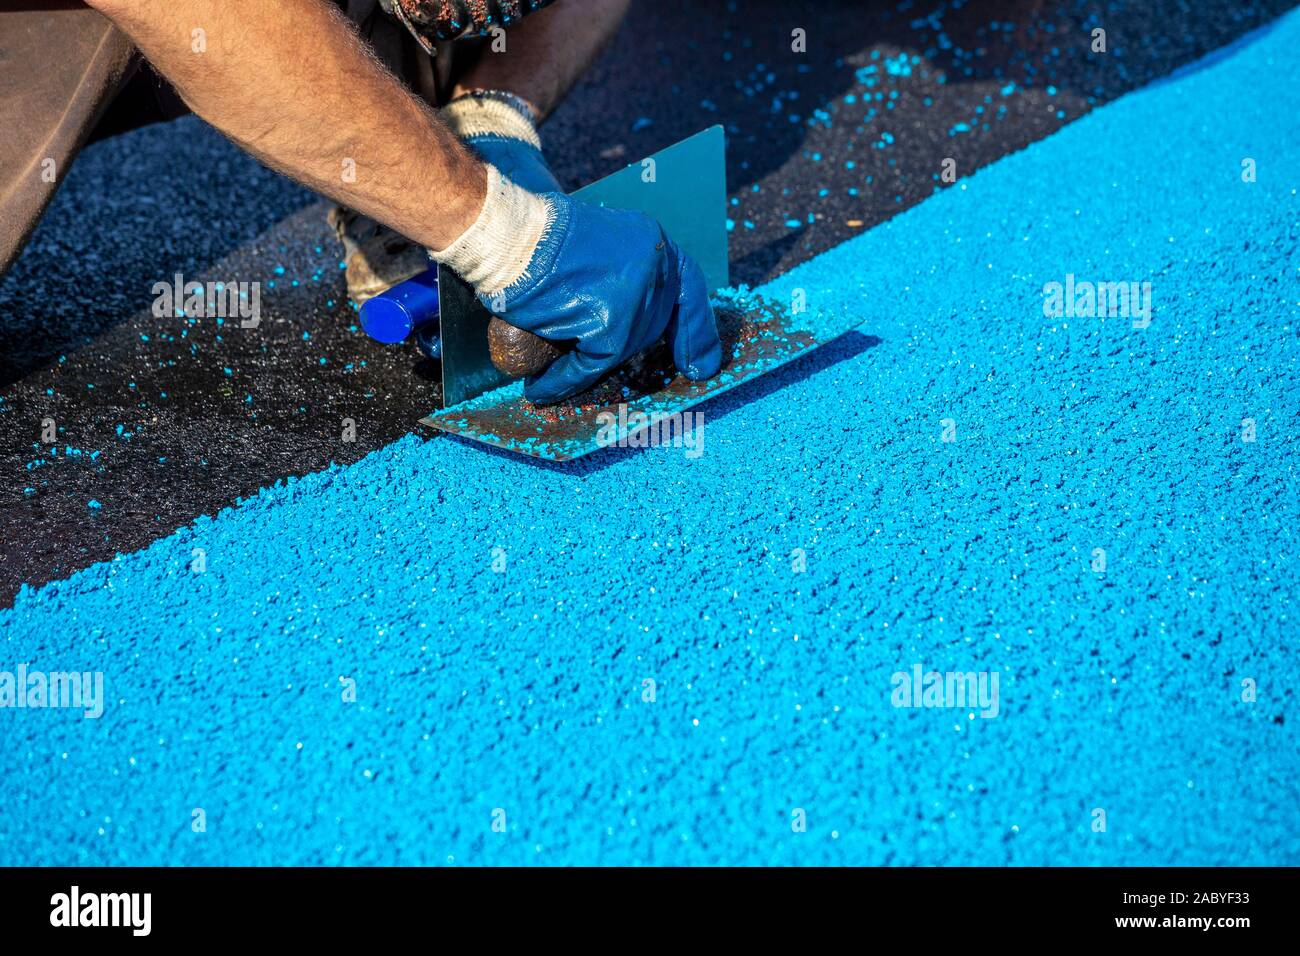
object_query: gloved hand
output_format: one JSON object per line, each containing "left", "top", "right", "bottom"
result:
{"left": 430, "top": 167, "right": 723, "bottom": 404}
{"left": 440, "top": 93, "right": 560, "bottom": 194}
{"left": 496, "top": 193, "right": 722, "bottom": 404}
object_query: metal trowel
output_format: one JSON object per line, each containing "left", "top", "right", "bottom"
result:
{"left": 416, "top": 125, "right": 830, "bottom": 461}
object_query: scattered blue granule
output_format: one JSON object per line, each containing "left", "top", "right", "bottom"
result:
{"left": 884, "top": 53, "right": 916, "bottom": 78}
{"left": 631, "top": 117, "right": 653, "bottom": 132}
{"left": 86, "top": 499, "right": 101, "bottom": 510}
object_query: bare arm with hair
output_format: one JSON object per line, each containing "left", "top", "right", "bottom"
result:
{"left": 84, "top": 0, "right": 486, "bottom": 252}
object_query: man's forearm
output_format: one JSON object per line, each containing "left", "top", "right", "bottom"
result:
{"left": 450, "top": 0, "right": 630, "bottom": 120}
{"left": 85, "top": 0, "right": 485, "bottom": 251}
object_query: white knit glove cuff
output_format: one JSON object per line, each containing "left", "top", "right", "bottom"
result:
{"left": 439, "top": 95, "right": 541, "bottom": 148}
{"left": 429, "top": 163, "right": 554, "bottom": 299}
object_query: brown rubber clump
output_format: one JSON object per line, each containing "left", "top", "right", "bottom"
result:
{"left": 487, "top": 316, "right": 569, "bottom": 377}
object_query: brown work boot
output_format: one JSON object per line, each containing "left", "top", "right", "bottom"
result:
{"left": 326, "top": 205, "right": 429, "bottom": 304}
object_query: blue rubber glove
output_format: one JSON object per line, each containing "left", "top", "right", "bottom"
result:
{"left": 440, "top": 93, "right": 560, "bottom": 194}
{"left": 464, "top": 135, "right": 561, "bottom": 195}
{"left": 489, "top": 192, "right": 723, "bottom": 405}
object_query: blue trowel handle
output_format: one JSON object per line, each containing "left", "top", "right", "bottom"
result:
{"left": 360, "top": 265, "right": 559, "bottom": 374}
{"left": 359, "top": 268, "right": 439, "bottom": 344}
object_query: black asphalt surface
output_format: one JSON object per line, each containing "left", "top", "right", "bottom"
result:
{"left": 1, "top": 0, "right": 1294, "bottom": 604}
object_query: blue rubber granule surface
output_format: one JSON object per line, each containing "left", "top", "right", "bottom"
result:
{"left": 2, "top": 14, "right": 1299, "bottom": 865}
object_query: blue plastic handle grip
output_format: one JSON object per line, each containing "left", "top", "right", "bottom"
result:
{"left": 358, "top": 268, "right": 439, "bottom": 344}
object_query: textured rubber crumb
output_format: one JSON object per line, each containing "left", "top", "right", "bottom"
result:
{"left": 1, "top": 13, "right": 1298, "bottom": 866}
